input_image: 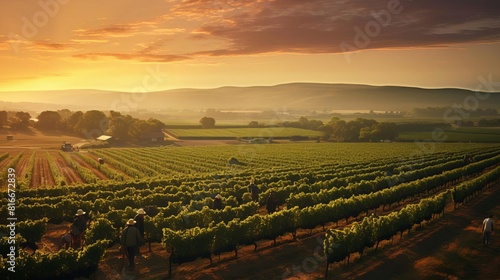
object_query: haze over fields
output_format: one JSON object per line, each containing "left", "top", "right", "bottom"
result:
{"left": 1, "top": 83, "right": 500, "bottom": 112}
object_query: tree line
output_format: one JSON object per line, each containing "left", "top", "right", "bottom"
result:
{"left": 281, "top": 117, "right": 398, "bottom": 142}
{"left": 0, "top": 109, "right": 165, "bottom": 142}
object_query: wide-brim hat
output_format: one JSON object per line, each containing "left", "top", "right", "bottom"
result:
{"left": 126, "top": 219, "right": 136, "bottom": 226}
{"left": 75, "top": 209, "right": 86, "bottom": 216}
{"left": 137, "top": 208, "right": 146, "bottom": 215}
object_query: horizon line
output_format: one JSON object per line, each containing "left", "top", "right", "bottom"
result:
{"left": 0, "top": 82, "right": 494, "bottom": 94}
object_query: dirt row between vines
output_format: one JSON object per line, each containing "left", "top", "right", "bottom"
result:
{"left": 69, "top": 153, "right": 109, "bottom": 180}
{"left": 31, "top": 151, "right": 56, "bottom": 187}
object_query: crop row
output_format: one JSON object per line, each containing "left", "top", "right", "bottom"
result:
{"left": 159, "top": 165, "right": 500, "bottom": 275}
{"left": 8, "top": 150, "right": 493, "bottom": 225}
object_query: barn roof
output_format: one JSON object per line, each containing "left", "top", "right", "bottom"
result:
{"left": 96, "top": 135, "right": 112, "bottom": 141}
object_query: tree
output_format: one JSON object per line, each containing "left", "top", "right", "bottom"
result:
{"left": 319, "top": 124, "right": 333, "bottom": 139}
{"left": 63, "top": 111, "right": 84, "bottom": 133}
{"left": 57, "top": 109, "right": 73, "bottom": 120}
{"left": 9, "top": 111, "right": 31, "bottom": 130}
{"left": 200, "top": 116, "right": 216, "bottom": 128}
{"left": 107, "top": 111, "right": 134, "bottom": 140}
{"left": 327, "top": 117, "right": 398, "bottom": 142}
{"left": 377, "top": 122, "right": 398, "bottom": 140}
{"left": 0, "top": 111, "right": 8, "bottom": 127}
{"left": 248, "top": 121, "right": 260, "bottom": 127}
{"left": 74, "top": 110, "right": 107, "bottom": 138}
{"left": 35, "top": 111, "right": 61, "bottom": 130}
{"left": 328, "top": 117, "right": 348, "bottom": 142}
{"left": 128, "top": 118, "right": 165, "bottom": 141}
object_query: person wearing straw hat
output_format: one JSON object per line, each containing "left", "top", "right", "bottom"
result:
{"left": 134, "top": 208, "right": 147, "bottom": 256}
{"left": 121, "top": 218, "right": 141, "bottom": 271}
{"left": 71, "top": 209, "right": 87, "bottom": 248}
{"left": 213, "top": 194, "right": 224, "bottom": 210}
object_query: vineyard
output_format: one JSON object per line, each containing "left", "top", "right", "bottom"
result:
{"left": 0, "top": 142, "right": 499, "bottom": 279}
{"left": 166, "top": 127, "right": 323, "bottom": 139}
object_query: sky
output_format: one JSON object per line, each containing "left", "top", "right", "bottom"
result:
{"left": 1, "top": 0, "right": 500, "bottom": 93}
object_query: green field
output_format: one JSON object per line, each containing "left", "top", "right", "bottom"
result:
{"left": 397, "top": 127, "right": 500, "bottom": 142}
{"left": 167, "top": 127, "right": 323, "bottom": 139}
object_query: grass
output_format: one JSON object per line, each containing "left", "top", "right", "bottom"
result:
{"left": 397, "top": 127, "right": 500, "bottom": 142}
{"left": 167, "top": 127, "right": 323, "bottom": 139}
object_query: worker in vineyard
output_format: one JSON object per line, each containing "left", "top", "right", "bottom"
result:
{"left": 482, "top": 214, "right": 495, "bottom": 246}
{"left": 248, "top": 180, "right": 259, "bottom": 203}
{"left": 266, "top": 191, "right": 277, "bottom": 214}
{"left": 71, "top": 209, "right": 87, "bottom": 248}
{"left": 463, "top": 154, "right": 474, "bottom": 164}
{"left": 213, "top": 194, "right": 224, "bottom": 210}
{"left": 121, "top": 218, "right": 141, "bottom": 271}
{"left": 134, "top": 208, "right": 147, "bottom": 256}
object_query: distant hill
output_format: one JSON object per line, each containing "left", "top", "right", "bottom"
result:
{"left": 1, "top": 83, "right": 499, "bottom": 112}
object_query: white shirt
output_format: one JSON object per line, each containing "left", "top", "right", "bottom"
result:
{"left": 483, "top": 218, "right": 494, "bottom": 232}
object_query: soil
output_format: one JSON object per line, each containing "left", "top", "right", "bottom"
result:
{"left": 31, "top": 151, "right": 56, "bottom": 187}
{"left": 70, "top": 153, "right": 109, "bottom": 180}
{"left": 80, "top": 151, "right": 131, "bottom": 179}
{"left": 14, "top": 151, "right": 29, "bottom": 180}
{"left": 51, "top": 151, "right": 84, "bottom": 185}
{"left": 0, "top": 128, "right": 87, "bottom": 149}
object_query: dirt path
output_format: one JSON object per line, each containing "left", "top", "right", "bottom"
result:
{"left": 51, "top": 151, "right": 83, "bottom": 185}
{"left": 70, "top": 153, "right": 109, "bottom": 180}
{"left": 14, "top": 152, "right": 29, "bottom": 179}
{"left": 81, "top": 151, "right": 131, "bottom": 179}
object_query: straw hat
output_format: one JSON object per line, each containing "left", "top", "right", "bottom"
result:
{"left": 126, "top": 219, "right": 137, "bottom": 226}
{"left": 137, "top": 208, "right": 146, "bottom": 215}
{"left": 75, "top": 209, "right": 86, "bottom": 216}
{"left": 215, "top": 194, "right": 222, "bottom": 199}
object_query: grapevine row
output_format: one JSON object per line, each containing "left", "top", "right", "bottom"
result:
{"left": 59, "top": 151, "right": 101, "bottom": 183}
{"left": 0, "top": 152, "right": 23, "bottom": 187}
{"left": 323, "top": 165, "right": 500, "bottom": 276}
{"left": 74, "top": 152, "right": 129, "bottom": 181}
{"left": 17, "top": 151, "right": 35, "bottom": 189}
{"left": 45, "top": 151, "right": 66, "bottom": 186}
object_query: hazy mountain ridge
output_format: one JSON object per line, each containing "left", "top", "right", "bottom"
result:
{"left": 1, "top": 83, "right": 499, "bottom": 112}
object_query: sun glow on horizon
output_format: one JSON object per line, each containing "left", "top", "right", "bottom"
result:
{"left": 0, "top": 1, "right": 499, "bottom": 93}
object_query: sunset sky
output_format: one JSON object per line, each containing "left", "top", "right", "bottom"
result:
{"left": 1, "top": 0, "right": 500, "bottom": 93}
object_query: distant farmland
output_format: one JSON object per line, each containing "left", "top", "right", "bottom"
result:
{"left": 397, "top": 127, "right": 500, "bottom": 142}
{"left": 166, "top": 127, "right": 323, "bottom": 139}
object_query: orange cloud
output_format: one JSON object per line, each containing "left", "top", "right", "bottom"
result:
{"left": 32, "top": 42, "right": 72, "bottom": 51}
{"left": 73, "top": 52, "right": 189, "bottom": 62}
{"left": 187, "top": 0, "right": 500, "bottom": 56}
{"left": 75, "top": 24, "right": 138, "bottom": 38}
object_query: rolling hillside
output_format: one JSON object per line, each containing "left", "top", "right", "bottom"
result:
{"left": 1, "top": 83, "right": 499, "bottom": 112}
